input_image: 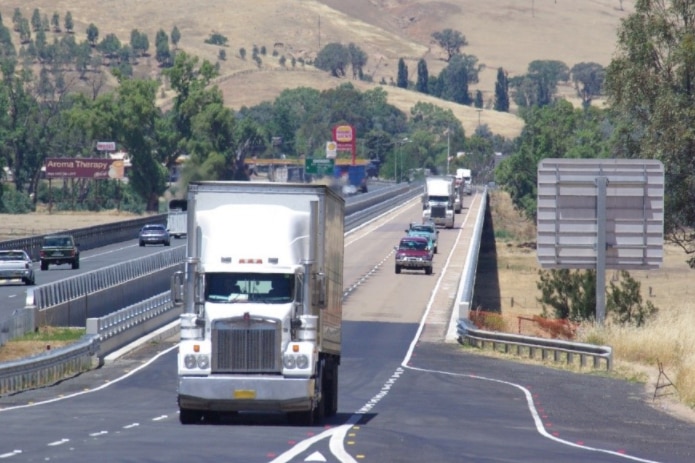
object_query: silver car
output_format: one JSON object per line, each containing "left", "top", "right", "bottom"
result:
{"left": 0, "top": 250, "right": 35, "bottom": 285}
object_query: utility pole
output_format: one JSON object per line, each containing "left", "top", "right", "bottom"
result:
{"left": 446, "top": 128, "right": 450, "bottom": 176}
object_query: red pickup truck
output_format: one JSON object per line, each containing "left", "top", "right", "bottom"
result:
{"left": 394, "top": 236, "right": 433, "bottom": 275}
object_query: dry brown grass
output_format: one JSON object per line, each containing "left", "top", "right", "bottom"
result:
{"left": 0, "top": 0, "right": 633, "bottom": 139}
{"left": 0, "top": 209, "right": 150, "bottom": 241}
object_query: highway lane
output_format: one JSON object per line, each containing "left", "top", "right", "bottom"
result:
{"left": 1, "top": 194, "right": 694, "bottom": 462}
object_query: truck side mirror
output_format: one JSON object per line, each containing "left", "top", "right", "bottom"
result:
{"left": 171, "top": 270, "right": 184, "bottom": 306}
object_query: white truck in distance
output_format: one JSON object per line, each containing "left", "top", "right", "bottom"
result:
{"left": 166, "top": 199, "right": 187, "bottom": 239}
{"left": 456, "top": 168, "right": 473, "bottom": 195}
{"left": 422, "top": 176, "right": 455, "bottom": 228}
{"left": 173, "top": 181, "right": 344, "bottom": 425}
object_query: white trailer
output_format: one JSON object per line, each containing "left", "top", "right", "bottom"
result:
{"left": 173, "top": 181, "right": 344, "bottom": 425}
{"left": 456, "top": 168, "right": 473, "bottom": 195}
{"left": 422, "top": 176, "right": 455, "bottom": 228}
{"left": 166, "top": 199, "right": 187, "bottom": 239}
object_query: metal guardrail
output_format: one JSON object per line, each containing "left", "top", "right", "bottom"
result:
{"left": 0, "top": 335, "right": 98, "bottom": 396}
{"left": 454, "top": 187, "right": 613, "bottom": 370}
{"left": 456, "top": 319, "right": 612, "bottom": 370}
{"left": 30, "top": 247, "right": 185, "bottom": 310}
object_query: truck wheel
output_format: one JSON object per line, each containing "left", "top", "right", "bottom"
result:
{"left": 395, "top": 265, "right": 401, "bottom": 274}
{"left": 425, "top": 267, "right": 432, "bottom": 275}
{"left": 72, "top": 259, "right": 80, "bottom": 270}
{"left": 434, "top": 246, "right": 438, "bottom": 254}
{"left": 40, "top": 261, "right": 48, "bottom": 271}
{"left": 179, "top": 408, "right": 203, "bottom": 425}
{"left": 324, "top": 362, "right": 339, "bottom": 417}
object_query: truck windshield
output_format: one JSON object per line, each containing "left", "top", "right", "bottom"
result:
{"left": 429, "top": 195, "right": 449, "bottom": 202}
{"left": 205, "top": 272, "right": 294, "bottom": 303}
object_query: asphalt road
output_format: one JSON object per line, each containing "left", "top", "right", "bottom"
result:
{"left": 0, "top": 195, "right": 693, "bottom": 462}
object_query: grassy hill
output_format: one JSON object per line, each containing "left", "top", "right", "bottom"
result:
{"left": 0, "top": 0, "right": 634, "bottom": 139}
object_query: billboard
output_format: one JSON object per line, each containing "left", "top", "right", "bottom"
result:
{"left": 44, "top": 158, "right": 125, "bottom": 179}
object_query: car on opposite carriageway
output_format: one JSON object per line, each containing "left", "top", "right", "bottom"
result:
{"left": 0, "top": 250, "right": 35, "bottom": 285}
{"left": 39, "top": 234, "right": 80, "bottom": 270}
{"left": 139, "top": 224, "right": 171, "bottom": 247}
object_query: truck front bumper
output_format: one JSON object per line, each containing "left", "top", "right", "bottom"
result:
{"left": 178, "top": 375, "right": 315, "bottom": 412}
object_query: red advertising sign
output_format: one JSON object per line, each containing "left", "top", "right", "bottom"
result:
{"left": 332, "top": 124, "right": 357, "bottom": 164}
{"left": 44, "top": 158, "right": 125, "bottom": 179}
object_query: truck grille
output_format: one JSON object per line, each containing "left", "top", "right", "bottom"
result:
{"left": 211, "top": 316, "right": 282, "bottom": 373}
{"left": 431, "top": 205, "right": 447, "bottom": 218}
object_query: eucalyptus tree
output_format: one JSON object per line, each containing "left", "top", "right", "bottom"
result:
{"left": 314, "top": 42, "right": 349, "bottom": 77}
{"left": 431, "top": 28, "right": 467, "bottom": 62}
{"left": 605, "top": 0, "right": 695, "bottom": 266}
{"left": 347, "top": 42, "right": 367, "bottom": 79}
{"left": 571, "top": 62, "right": 605, "bottom": 107}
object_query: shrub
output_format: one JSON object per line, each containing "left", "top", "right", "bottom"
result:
{"left": 469, "top": 308, "right": 507, "bottom": 332}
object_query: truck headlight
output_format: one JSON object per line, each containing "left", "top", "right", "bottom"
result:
{"left": 283, "top": 343, "right": 314, "bottom": 376}
{"left": 283, "top": 355, "right": 296, "bottom": 369}
{"left": 184, "top": 354, "right": 210, "bottom": 369}
{"left": 296, "top": 354, "right": 309, "bottom": 369}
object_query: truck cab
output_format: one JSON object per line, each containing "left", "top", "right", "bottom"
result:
{"left": 422, "top": 176, "right": 455, "bottom": 228}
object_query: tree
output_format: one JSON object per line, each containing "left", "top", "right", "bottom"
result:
{"left": 510, "top": 60, "right": 568, "bottom": 108}
{"left": 494, "top": 67, "right": 510, "bottom": 112}
{"left": 12, "top": 8, "right": 22, "bottom": 32}
{"left": 31, "top": 9, "right": 41, "bottom": 32}
{"left": 606, "top": 270, "right": 658, "bottom": 327}
{"left": 130, "top": 29, "right": 149, "bottom": 57}
{"left": 86, "top": 23, "right": 99, "bottom": 46}
{"left": 64, "top": 12, "right": 73, "bottom": 34}
{"left": 171, "top": 25, "right": 181, "bottom": 49}
{"left": 314, "top": 42, "right": 349, "bottom": 77}
{"left": 495, "top": 100, "right": 611, "bottom": 220}
{"left": 396, "top": 58, "right": 408, "bottom": 88}
{"left": 108, "top": 77, "right": 167, "bottom": 211}
{"left": 571, "top": 62, "right": 605, "bottom": 107}
{"left": 436, "top": 54, "right": 471, "bottom": 104}
{"left": 605, "top": 0, "right": 695, "bottom": 267}
{"left": 155, "top": 29, "right": 172, "bottom": 67}
{"left": 347, "top": 42, "right": 367, "bottom": 80}
{"left": 537, "top": 269, "right": 596, "bottom": 321}
{"left": 51, "top": 12, "right": 60, "bottom": 33}
{"left": 416, "top": 59, "right": 429, "bottom": 93}
{"left": 18, "top": 18, "right": 31, "bottom": 45}
{"left": 239, "top": 47, "right": 246, "bottom": 59}
{"left": 98, "top": 33, "right": 122, "bottom": 61}
{"left": 431, "top": 28, "right": 467, "bottom": 62}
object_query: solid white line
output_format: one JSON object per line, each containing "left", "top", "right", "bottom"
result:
{"left": 0, "top": 344, "right": 178, "bottom": 412}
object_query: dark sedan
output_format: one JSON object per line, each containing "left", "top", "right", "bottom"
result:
{"left": 138, "top": 224, "right": 171, "bottom": 247}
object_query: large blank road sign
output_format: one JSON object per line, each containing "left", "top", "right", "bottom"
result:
{"left": 537, "top": 159, "right": 664, "bottom": 270}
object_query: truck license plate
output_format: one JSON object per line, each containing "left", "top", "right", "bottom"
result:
{"left": 234, "top": 389, "right": 256, "bottom": 399}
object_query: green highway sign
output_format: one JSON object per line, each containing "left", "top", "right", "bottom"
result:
{"left": 305, "top": 158, "right": 335, "bottom": 175}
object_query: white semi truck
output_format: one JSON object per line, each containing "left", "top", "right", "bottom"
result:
{"left": 456, "top": 168, "right": 473, "bottom": 195}
{"left": 173, "top": 181, "right": 344, "bottom": 425}
{"left": 422, "top": 176, "right": 455, "bottom": 228}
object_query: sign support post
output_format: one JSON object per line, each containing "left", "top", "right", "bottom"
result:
{"left": 596, "top": 176, "right": 607, "bottom": 323}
